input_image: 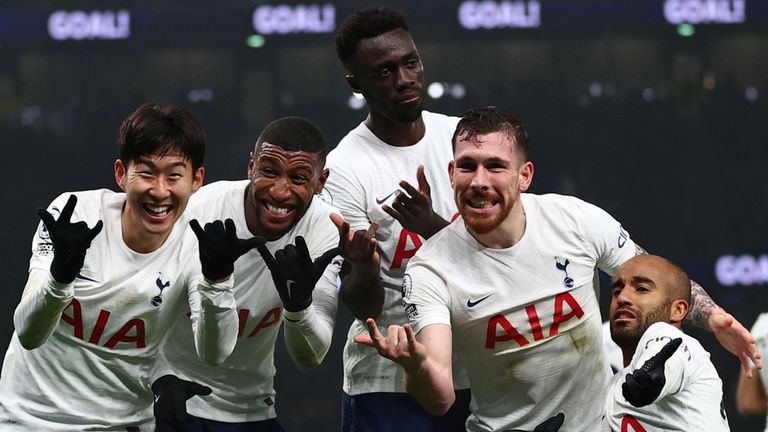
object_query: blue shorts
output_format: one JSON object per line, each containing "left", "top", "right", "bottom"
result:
{"left": 156, "top": 416, "right": 284, "bottom": 432}
{"left": 341, "top": 389, "right": 471, "bottom": 432}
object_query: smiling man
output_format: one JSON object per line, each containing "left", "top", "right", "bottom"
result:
{"left": 152, "top": 116, "right": 370, "bottom": 431}
{"left": 0, "top": 103, "right": 241, "bottom": 430}
{"left": 604, "top": 255, "right": 730, "bottom": 431}
{"left": 356, "top": 106, "right": 759, "bottom": 431}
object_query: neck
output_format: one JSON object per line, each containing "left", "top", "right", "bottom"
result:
{"left": 469, "top": 200, "right": 526, "bottom": 249}
{"left": 622, "top": 346, "right": 635, "bottom": 368}
{"left": 364, "top": 113, "right": 425, "bottom": 147}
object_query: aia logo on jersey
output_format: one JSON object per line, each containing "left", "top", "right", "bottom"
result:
{"left": 151, "top": 273, "right": 170, "bottom": 307}
{"left": 555, "top": 257, "right": 574, "bottom": 288}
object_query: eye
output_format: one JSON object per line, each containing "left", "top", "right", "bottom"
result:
{"left": 456, "top": 161, "right": 476, "bottom": 172}
{"left": 636, "top": 286, "right": 650, "bottom": 293}
{"left": 139, "top": 171, "right": 154, "bottom": 178}
{"left": 377, "top": 67, "right": 392, "bottom": 79}
{"left": 406, "top": 58, "right": 420, "bottom": 69}
{"left": 292, "top": 175, "right": 308, "bottom": 185}
{"left": 168, "top": 172, "right": 183, "bottom": 180}
{"left": 260, "top": 167, "right": 277, "bottom": 177}
{"left": 612, "top": 287, "right": 621, "bottom": 297}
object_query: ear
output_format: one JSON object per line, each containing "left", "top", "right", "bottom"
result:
{"left": 448, "top": 160, "right": 455, "bottom": 189}
{"left": 346, "top": 74, "right": 362, "bottom": 94}
{"left": 314, "top": 168, "right": 329, "bottom": 194}
{"left": 669, "top": 299, "right": 689, "bottom": 325}
{"left": 247, "top": 151, "right": 256, "bottom": 178}
{"left": 192, "top": 167, "right": 205, "bottom": 193}
{"left": 114, "top": 159, "right": 127, "bottom": 192}
{"left": 518, "top": 161, "right": 534, "bottom": 192}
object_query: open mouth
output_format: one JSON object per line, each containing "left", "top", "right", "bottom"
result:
{"left": 263, "top": 201, "right": 294, "bottom": 218}
{"left": 467, "top": 199, "right": 498, "bottom": 209}
{"left": 612, "top": 308, "right": 637, "bottom": 325}
{"left": 143, "top": 204, "right": 172, "bottom": 217}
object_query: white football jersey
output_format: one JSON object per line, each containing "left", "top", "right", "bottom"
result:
{"left": 405, "top": 193, "right": 637, "bottom": 431}
{"left": 749, "top": 313, "right": 768, "bottom": 432}
{"left": 324, "top": 111, "right": 467, "bottom": 395}
{"left": 0, "top": 189, "right": 236, "bottom": 430}
{"left": 158, "top": 180, "right": 340, "bottom": 422}
{"left": 603, "top": 321, "right": 624, "bottom": 374}
{"left": 603, "top": 322, "right": 730, "bottom": 432}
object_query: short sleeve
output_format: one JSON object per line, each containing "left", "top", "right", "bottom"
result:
{"left": 575, "top": 199, "right": 636, "bottom": 276}
{"left": 403, "top": 256, "right": 451, "bottom": 334}
{"left": 323, "top": 159, "right": 370, "bottom": 232}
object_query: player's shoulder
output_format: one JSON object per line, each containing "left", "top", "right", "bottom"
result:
{"left": 422, "top": 110, "right": 460, "bottom": 136}
{"left": 190, "top": 180, "right": 247, "bottom": 207}
{"left": 412, "top": 220, "right": 468, "bottom": 262}
{"left": 751, "top": 312, "right": 768, "bottom": 337}
{"left": 48, "top": 188, "right": 120, "bottom": 216}
{"left": 327, "top": 122, "right": 370, "bottom": 163}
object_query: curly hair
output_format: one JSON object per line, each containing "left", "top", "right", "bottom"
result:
{"left": 334, "top": 6, "right": 409, "bottom": 65}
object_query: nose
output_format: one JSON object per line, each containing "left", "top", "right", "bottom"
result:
{"left": 395, "top": 65, "right": 417, "bottom": 90}
{"left": 149, "top": 176, "right": 171, "bottom": 199}
{"left": 469, "top": 166, "right": 490, "bottom": 191}
{"left": 269, "top": 177, "right": 291, "bottom": 201}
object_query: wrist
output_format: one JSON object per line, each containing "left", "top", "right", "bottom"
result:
{"left": 283, "top": 305, "right": 314, "bottom": 323}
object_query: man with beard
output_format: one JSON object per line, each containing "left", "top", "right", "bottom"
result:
{"left": 355, "top": 106, "right": 759, "bottom": 431}
{"left": 324, "top": 6, "right": 471, "bottom": 432}
{"left": 604, "top": 255, "right": 730, "bottom": 431}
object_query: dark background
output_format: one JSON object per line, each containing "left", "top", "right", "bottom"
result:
{"left": 0, "top": 0, "right": 766, "bottom": 430}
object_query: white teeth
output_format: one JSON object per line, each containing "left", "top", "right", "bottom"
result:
{"left": 145, "top": 205, "right": 171, "bottom": 216}
{"left": 468, "top": 199, "right": 494, "bottom": 208}
{"left": 266, "top": 203, "right": 290, "bottom": 215}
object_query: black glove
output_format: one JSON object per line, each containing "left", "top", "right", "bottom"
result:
{"left": 152, "top": 374, "right": 211, "bottom": 431}
{"left": 37, "top": 195, "right": 103, "bottom": 284}
{"left": 256, "top": 236, "right": 340, "bottom": 312}
{"left": 507, "top": 412, "right": 565, "bottom": 432}
{"left": 189, "top": 219, "right": 264, "bottom": 281}
{"left": 622, "top": 337, "right": 682, "bottom": 407}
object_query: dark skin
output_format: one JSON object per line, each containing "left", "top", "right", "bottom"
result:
{"left": 244, "top": 142, "right": 381, "bottom": 320}
{"left": 344, "top": 28, "right": 448, "bottom": 240}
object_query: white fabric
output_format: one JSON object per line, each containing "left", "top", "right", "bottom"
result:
{"left": 603, "top": 321, "right": 624, "bottom": 374}
{"left": 603, "top": 322, "right": 730, "bottom": 431}
{"left": 324, "top": 111, "right": 468, "bottom": 395}
{"left": 0, "top": 189, "right": 237, "bottom": 430}
{"left": 405, "top": 193, "right": 637, "bottom": 431}
{"left": 750, "top": 312, "right": 768, "bottom": 432}
{"left": 158, "top": 180, "right": 340, "bottom": 422}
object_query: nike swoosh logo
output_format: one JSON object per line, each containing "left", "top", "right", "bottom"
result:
{"left": 375, "top": 190, "right": 400, "bottom": 205}
{"left": 286, "top": 280, "right": 296, "bottom": 299}
{"left": 76, "top": 272, "right": 99, "bottom": 283}
{"left": 466, "top": 294, "right": 493, "bottom": 308}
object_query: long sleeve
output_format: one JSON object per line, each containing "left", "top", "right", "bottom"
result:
{"left": 13, "top": 268, "right": 74, "bottom": 349}
{"left": 188, "top": 275, "right": 238, "bottom": 366}
{"left": 282, "top": 259, "right": 339, "bottom": 370}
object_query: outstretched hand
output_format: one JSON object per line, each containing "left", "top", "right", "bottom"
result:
{"left": 709, "top": 310, "right": 762, "bottom": 378}
{"left": 190, "top": 219, "right": 264, "bottom": 282}
{"left": 354, "top": 318, "right": 427, "bottom": 370}
{"left": 37, "top": 194, "right": 103, "bottom": 284}
{"left": 622, "top": 337, "right": 682, "bottom": 407}
{"left": 381, "top": 165, "right": 448, "bottom": 239}
{"left": 256, "top": 236, "right": 339, "bottom": 312}
{"left": 507, "top": 413, "right": 565, "bottom": 432}
{"left": 152, "top": 374, "right": 212, "bottom": 431}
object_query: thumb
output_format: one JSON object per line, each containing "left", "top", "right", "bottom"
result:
{"left": 238, "top": 235, "right": 266, "bottom": 257}
{"left": 416, "top": 164, "right": 430, "bottom": 196}
{"left": 313, "top": 246, "right": 341, "bottom": 273}
{"left": 88, "top": 220, "right": 104, "bottom": 241}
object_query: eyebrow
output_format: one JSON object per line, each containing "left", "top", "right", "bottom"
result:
{"left": 135, "top": 158, "right": 188, "bottom": 170}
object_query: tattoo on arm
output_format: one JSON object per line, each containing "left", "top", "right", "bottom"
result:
{"left": 686, "top": 280, "right": 719, "bottom": 329}
{"left": 634, "top": 244, "right": 648, "bottom": 256}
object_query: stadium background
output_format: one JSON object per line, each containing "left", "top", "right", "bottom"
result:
{"left": 0, "top": 0, "right": 766, "bottom": 429}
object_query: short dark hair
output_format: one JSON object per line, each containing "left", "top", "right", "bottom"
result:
{"left": 660, "top": 256, "right": 692, "bottom": 306}
{"left": 335, "top": 6, "right": 409, "bottom": 65}
{"left": 255, "top": 116, "right": 326, "bottom": 163}
{"left": 117, "top": 103, "right": 206, "bottom": 170}
{"left": 453, "top": 106, "right": 530, "bottom": 161}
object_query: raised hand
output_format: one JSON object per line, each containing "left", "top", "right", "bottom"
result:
{"left": 256, "top": 236, "right": 340, "bottom": 312}
{"left": 37, "top": 194, "right": 103, "bottom": 284}
{"left": 330, "top": 213, "right": 379, "bottom": 267}
{"left": 507, "top": 412, "right": 565, "bottom": 432}
{"left": 709, "top": 310, "right": 762, "bottom": 377}
{"left": 622, "top": 337, "right": 682, "bottom": 407}
{"left": 189, "top": 219, "right": 264, "bottom": 282}
{"left": 382, "top": 165, "right": 449, "bottom": 239}
{"left": 354, "top": 318, "right": 427, "bottom": 370}
{"left": 152, "top": 374, "right": 212, "bottom": 431}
